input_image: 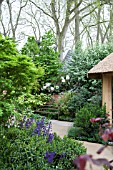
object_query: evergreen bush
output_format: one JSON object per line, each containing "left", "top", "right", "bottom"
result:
{"left": 68, "top": 103, "right": 107, "bottom": 143}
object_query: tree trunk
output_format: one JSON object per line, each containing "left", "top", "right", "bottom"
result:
{"left": 74, "top": 3, "right": 80, "bottom": 46}
{"left": 96, "top": 2, "right": 101, "bottom": 42}
{"left": 109, "top": 3, "right": 113, "bottom": 37}
{"left": 57, "top": 32, "right": 66, "bottom": 61}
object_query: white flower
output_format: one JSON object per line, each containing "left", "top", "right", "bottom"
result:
{"left": 8, "top": 125, "right": 10, "bottom": 128}
{"left": 46, "top": 83, "right": 51, "bottom": 87}
{"left": 11, "top": 120, "right": 15, "bottom": 125}
{"left": 61, "top": 76, "right": 64, "bottom": 80}
{"left": 43, "top": 86, "right": 47, "bottom": 89}
{"left": 62, "top": 79, "right": 65, "bottom": 83}
{"left": 50, "top": 87, "right": 54, "bottom": 91}
{"left": 66, "top": 75, "right": 70, "bottom": 80}
{"left": 3, "top": 90, "right": 7, "bottom": 95}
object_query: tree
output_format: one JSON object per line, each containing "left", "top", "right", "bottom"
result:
{"left": 0, "top": 0, "right": 28, "bottom": 40}
{"left": 28, "top": 0, "right": 97, "bottom": 60}
{"left": 21, "top": 31, "right": 62, "bottom": 83}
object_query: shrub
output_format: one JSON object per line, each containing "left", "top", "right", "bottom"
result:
{"left": 68, "top": 103, "right": 107, "bottom": 143}
{"left": 41, "top": 74, "right": 71, "bottom": 94}
{"left": 67, "top": 42, "right": 113, "bottom": 91}
{"left": 0, "top": 36, "right": 45, "bottom": 125}
{"left": 65, "top": 42, "right": 113, "bottom": 111}
{"left": 21, "top": 31, "right": 62, "bottom": 84}
{"left": 67, "top": 86, "right": 102, "bottom": 115}
{"left": 0, "top": 117, "right": 86, "bottom": 170}
{"left": 56, "top": 92, "right": 76, "bottom": 121}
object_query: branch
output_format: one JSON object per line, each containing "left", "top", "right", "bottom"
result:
{"left": 69, "top": 4, "right": 98, "bottom": 25}
{"left": 29, "top": 0, "right": 54, "bottom": 20}
{"left": 70, "top": 0, "right": 83, "bottom": 14}
{"left": 15, "top": 0, "right": 28, "bottom": 30}
{"left": 51, "top": 0, "right": 60, "bottom": 34}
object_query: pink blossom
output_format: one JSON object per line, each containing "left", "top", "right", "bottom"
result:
{"left": 90, "top": 118, "right": 104, "bottom": 123}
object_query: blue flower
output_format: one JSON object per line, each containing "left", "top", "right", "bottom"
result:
{"left": 46, "top": 133, "right": 54, "bottom": 143}
{"left": 44, "top": 151, "right": 56, "bottom": 163}
{"left": 34, "top": 127, "right": 41, "bottom": 136}
{"left": 23, "top": 116, "right": 26, "bottom": 120}
{"left": 46, "top": 122, "right": 52, "bottom": 134}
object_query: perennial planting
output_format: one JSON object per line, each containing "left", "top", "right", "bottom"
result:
{"left": 0, "top": 116, "right": 86, "bottom": 169}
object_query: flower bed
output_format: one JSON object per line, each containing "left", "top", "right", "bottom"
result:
{"left": 0, "top": 116, "right": 86, "bottom": 170}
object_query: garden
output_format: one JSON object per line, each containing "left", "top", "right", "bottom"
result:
{"left": 0, "top": 32, "right": 113, "bottom": 170}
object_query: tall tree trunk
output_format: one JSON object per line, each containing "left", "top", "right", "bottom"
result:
{"left": 96, "top": 1, "right": 101, "bottom": 42}
{"left": 57, "top": 26, "right": 68, "bottom": 61}
{"left": 74, "top": 2, "right": 80, "bottom": 46}
{"left": 109, "top": 3, "right": 113, "bottom": 37}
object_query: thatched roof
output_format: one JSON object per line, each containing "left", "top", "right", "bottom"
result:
{"left": 88, "top": 53, "right": 113, "bottom": 79}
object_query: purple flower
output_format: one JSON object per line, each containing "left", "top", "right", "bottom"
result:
{"left": 23, "top": 116, "right": 26, "bottom": 121}
{"left": 25, "top": 118, "right": 34, "bottom": 129}
{"left": 46, "top": 122, "right": 52, "bottom": 134}
{"left": 34, "top": 127, "right": 41, "bottom": 136}
{"left": 60, "top": 153, "right": 66, "bottom": 159}
{"left": 20, "top": 121, "right": 24, "bottom": 128}
{"left": 46, "top": 133, "right": 54, "bottom": 143}
{"left": 25, "top": 121, "right": 29, "bottom": 129}
{"left": 44, "top": 151, "right": 56, "bottom": 163}
{"left": 36, "top": 121, "right": 42, "bottom": 127}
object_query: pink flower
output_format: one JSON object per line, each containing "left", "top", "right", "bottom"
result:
{"left": 90, "top": 118, "right": 104, "bottom": 123}
{"left": 102, "top": 128, "right": 113, "bottom": 142}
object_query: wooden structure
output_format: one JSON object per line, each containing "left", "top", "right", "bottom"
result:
{"left": 88, "top": 53, "right": 113, "bottom": 123}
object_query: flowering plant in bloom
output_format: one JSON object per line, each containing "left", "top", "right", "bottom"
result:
{"left": 41, "top": 74, "right": 70, "bottom": 94}
{"left": 0, "top": 114, "right": 86, "bottom": 169}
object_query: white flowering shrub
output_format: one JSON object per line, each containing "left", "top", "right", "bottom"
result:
{"left": 41, "top": 75, "right": 70, "bottom": 94}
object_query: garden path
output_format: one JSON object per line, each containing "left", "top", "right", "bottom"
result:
{"left": 51, "top": 119, "right": 113, "bottom": 170}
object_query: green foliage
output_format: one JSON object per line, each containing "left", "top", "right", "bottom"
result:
{"left": 68, "top": 103, "right": 107, "bottom": 143}
{"left": 68, "top": 42, "right": 113, "bottom": 90}
{"left": 0, "top": 120, "right": 86, "bottom": 170}
{"left": 0, "top": 36, "right": 18, "bottom": 55}
{"left": 56, "top": 92, "right": 76, "bottom": 121}
{"left": 21, "top": 36, "right": 39, "bottom": 61}
{"left": 65, "top": 42, "right": 113, "bottom": 114}
{"left": 67, "top": 86, "right": 102, "bottom": 114}
{"left": 17, "top": 93, "right": 51, "bottom": 111}
{"left": 41, "top": 74, "right": 71, "bottom": 94}
{"left": 21, "top": 31, "right": 62, "bottom": 83}
{"left": 0, "top": 35, "right": 44, "bottom": 124}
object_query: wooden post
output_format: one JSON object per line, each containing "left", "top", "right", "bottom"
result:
{"left": 102, "top": 74, "right": 112, "bottom": 123}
